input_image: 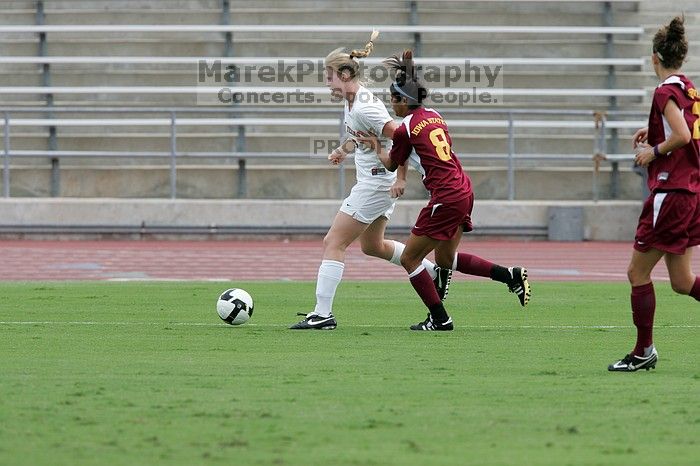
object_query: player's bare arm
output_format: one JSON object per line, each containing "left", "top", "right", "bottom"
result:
{"left": 391, "top": 163, "right": 407, "bottom": 198}
{"left": 328, "top": 136, "right": 357, "bottom": 165}
{"left": 660, "top": 99, "right": 693, "bottom": 150}
{"left": 381, "top": 120, "right": 405, "bottom": 196}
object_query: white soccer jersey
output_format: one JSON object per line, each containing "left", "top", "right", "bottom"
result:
{"left": 343, "top": 86, "right": 396, "bottom": 189}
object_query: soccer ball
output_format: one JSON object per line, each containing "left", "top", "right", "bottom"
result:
{"left": 216, "top": 288, "right": 253, "bottom": 325}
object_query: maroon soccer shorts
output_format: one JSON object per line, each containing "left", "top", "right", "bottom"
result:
{"left": 412, "top": 192, "right": 474, "bottom": 241}
{"left": 634, "top": 191, "right": 700, "bottom": 255}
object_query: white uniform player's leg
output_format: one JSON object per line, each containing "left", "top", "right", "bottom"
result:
{"left": 313, "top": 259, "right": 345, "bottom": 317}
{"left": 291, "top": 211, "right": 368, "bottom": 330}
{"left": 389, "top": 240, "right": 437, "bottom": 279}
{"left": 314, "top": 212, "right": 368, "bottom": 315}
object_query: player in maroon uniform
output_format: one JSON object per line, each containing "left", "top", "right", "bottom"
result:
{"left": 609, "top": 16, "right": 700, "bottom": 372}
{"left": 357, "top": 50, "right": 531, "bottom": 330}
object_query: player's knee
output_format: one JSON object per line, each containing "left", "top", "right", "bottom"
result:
{"left": 360, "top": 241, "right": 382, "bottom": 258}
{"left": 670, "top": 277, "right": 692, "bottom": 295}
{"left": 627, "top": 265, "right": 648, "bottom": 286}
{"left": 322, "top": 233, "right": 345, "bottom": 254}
{"left": 400, "top": 252, "right": 421, "bottom": 273}
{"left": 434, "top": 251, "right": 454, "bottom": 269}
{"left": 322, "top": 233, "right": 333, "bottom": 250}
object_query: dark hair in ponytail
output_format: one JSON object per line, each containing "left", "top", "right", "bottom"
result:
{"left": 383, "top": 49, "right": 429, "bottom": 109}
{"left": 653, "top": 15, "right": 688, "bottom": 70}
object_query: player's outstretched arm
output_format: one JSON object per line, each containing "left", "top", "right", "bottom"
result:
{"left": 328, "top": 137, "right": 357, "bottom": 165}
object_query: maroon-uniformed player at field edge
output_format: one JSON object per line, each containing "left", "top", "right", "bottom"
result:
{"left": 609, "top": 16, "right": 700, "bottom": 372}
{"left": 357, "top": 50, "right": 531, "bottom": 331}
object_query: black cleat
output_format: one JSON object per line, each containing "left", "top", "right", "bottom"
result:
{"left": 289, "top": 312, "right": 337, "bottom": 330}
{"left": 410, "top": 313, "right": 454, "bottom": 331}
{"left": 507, "top": 266, "right": 531, "bottom": 307}
{"left": 608, "top": 347, "right": 658, "bottom": 372}
{"left": 433, "top": 266, "right": 452, "bottom": 301}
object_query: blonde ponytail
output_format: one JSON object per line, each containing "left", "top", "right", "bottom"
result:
{"left": 325, "top": 30, "right": 380, "bottom": 82}
{"left": 349, "top": 30, "right": 379, "bottom": 59}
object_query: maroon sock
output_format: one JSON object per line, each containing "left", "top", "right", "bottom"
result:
{"left": 689, "top": 276, "right": 700, "bottom": 301}
{"left": 631, "top": 282, "right": 655, "bottom": 356}
{"left": 455, "top": 253, "right": 494, "bottom": 278}
{"left": 409, "top": 267, "right": 441, "bottom": 308}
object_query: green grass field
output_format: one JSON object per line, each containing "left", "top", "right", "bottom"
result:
{"left": 0, "top": 280, "right": 698, "bottom": 466}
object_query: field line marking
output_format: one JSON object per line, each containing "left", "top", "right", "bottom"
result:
{"left": 1, "top": 321, "right": 698, "bottom": 329}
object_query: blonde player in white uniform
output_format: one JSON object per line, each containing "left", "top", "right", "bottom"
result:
{"left": 290, "top": 31, "right": 439, "bottom": 330}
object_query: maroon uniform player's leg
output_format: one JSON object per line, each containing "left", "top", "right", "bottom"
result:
{"left": 631, "top": 282, "right": 656, "bottom": 356}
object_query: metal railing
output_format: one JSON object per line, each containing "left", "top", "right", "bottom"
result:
{"left": 0, "top": 106, "right": 647, "bottom": 200}
{"left": 0, "top": 24, "right": 645, "bottom": 34}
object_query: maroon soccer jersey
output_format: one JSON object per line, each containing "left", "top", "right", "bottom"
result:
{"left": 646, "top": 74, "right": 700, "bottom": 193}
{"left": 389, "top": 108, "right": 472, "bottom": 203}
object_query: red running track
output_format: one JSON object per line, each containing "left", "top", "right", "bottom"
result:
{"left": 1, "top": 239, "right": 698, "bottom": 282}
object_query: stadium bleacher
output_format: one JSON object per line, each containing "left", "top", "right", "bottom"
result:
{"left": 0, "top": 0, "right": 698, "bottom": 233}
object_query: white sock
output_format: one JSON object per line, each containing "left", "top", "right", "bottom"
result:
{"left": 643, "top": 345, "right": 656, "bottom": 357}
{"left": 408, "top": 264, "right": 425, "bottom": 278}
{"left": 313, "top": 259, "right": 344, "bottom": 317}
{"left": 389, "top": 240, "right": 436, "bottom": 279}
{"left": 423, "top": 257, "right": 437, "bottom": 279}
{"left": 389, "top": 240, "right": 405, "bottom": 266}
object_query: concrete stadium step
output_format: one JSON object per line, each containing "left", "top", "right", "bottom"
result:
{"left": 15, "top": 38, "right": 645, "bottom": 60}
{"left": 0, "top": 164, "right": 644, "bottom": 201}
{"left": 0, "top": 70, "right": 652, "bottom": 92}
{"left": 0, "top": 96, "right": 641, "bottom": 108}
{"left": 0, "top": 197, "right": 646, "bottom": 241}
{"left": 20, "top": 1, "right": 627, "bottom": 27}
